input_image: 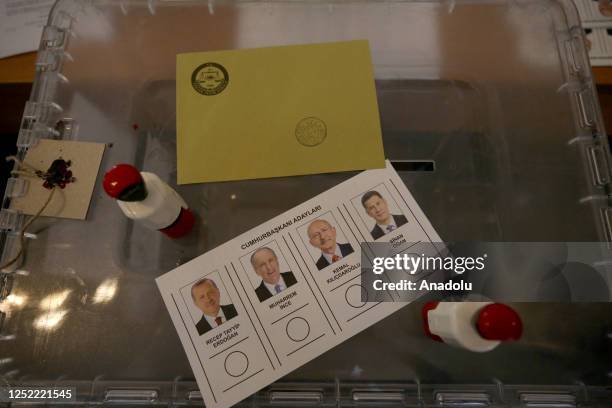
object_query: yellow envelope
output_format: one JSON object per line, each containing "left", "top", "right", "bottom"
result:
{"left": 176, "top": 40, "right": 384, "bottom": 184}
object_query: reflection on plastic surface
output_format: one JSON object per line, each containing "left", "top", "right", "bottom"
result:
{"left": 92, "top": 278, "right": 118, "bottom": 304}
{"left": 6, "top": 293, "right": 27, "bottom": 307}
{"left": 0, "top": 293, "right": 28, "bottom": 314}
{"left": 33, "top": 310, "right": 68, "bottom": 331}
{"left": 38, "top": 289, "right": 71, "bottom": 310}
{"left": 235, "top": 2, "right": 441, "bottom": 79}
{"left": 0, "top": 357, "right": 13, "bottom": 366}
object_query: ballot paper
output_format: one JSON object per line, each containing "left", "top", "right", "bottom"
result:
{"left": 156, "top": 161, "right": 441, "bottom": 408}
{"left": 176, "top": 40, "right": 385, "bottom": 184}
{"left": 0, "top": 1, "right": 53, "bottom": 58}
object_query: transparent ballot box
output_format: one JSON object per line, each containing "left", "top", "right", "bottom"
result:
{"left": 1, "top": 0, "right": 611, "bottom": 406}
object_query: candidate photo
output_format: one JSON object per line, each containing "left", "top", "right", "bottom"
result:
{"left": 250, "top": 246, "right": 297, "bottom": 302}
{"left": 191, "top": 277, "right": 238, "bottom": 335}
{"left": 361, "top": 190, "right": 408, "bottom": 239}
{"left": 307, "top": 219, "right": 354, "bottom": 271}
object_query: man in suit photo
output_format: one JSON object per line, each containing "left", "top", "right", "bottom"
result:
{"left": 251, "top": 247, "right": 297, "bottom": 302}
{"left": 191, "top": 278, "right": 238, "bottom": 336}
{"left": 361, "top": 190, "right": 408, "bottom": 239}
{"left": 307, "top": 219, "right": 354, "bottom": 271}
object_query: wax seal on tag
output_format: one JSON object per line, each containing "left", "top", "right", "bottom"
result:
{"left": 295, "top": 117, "right": 327, "bottom": 147}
